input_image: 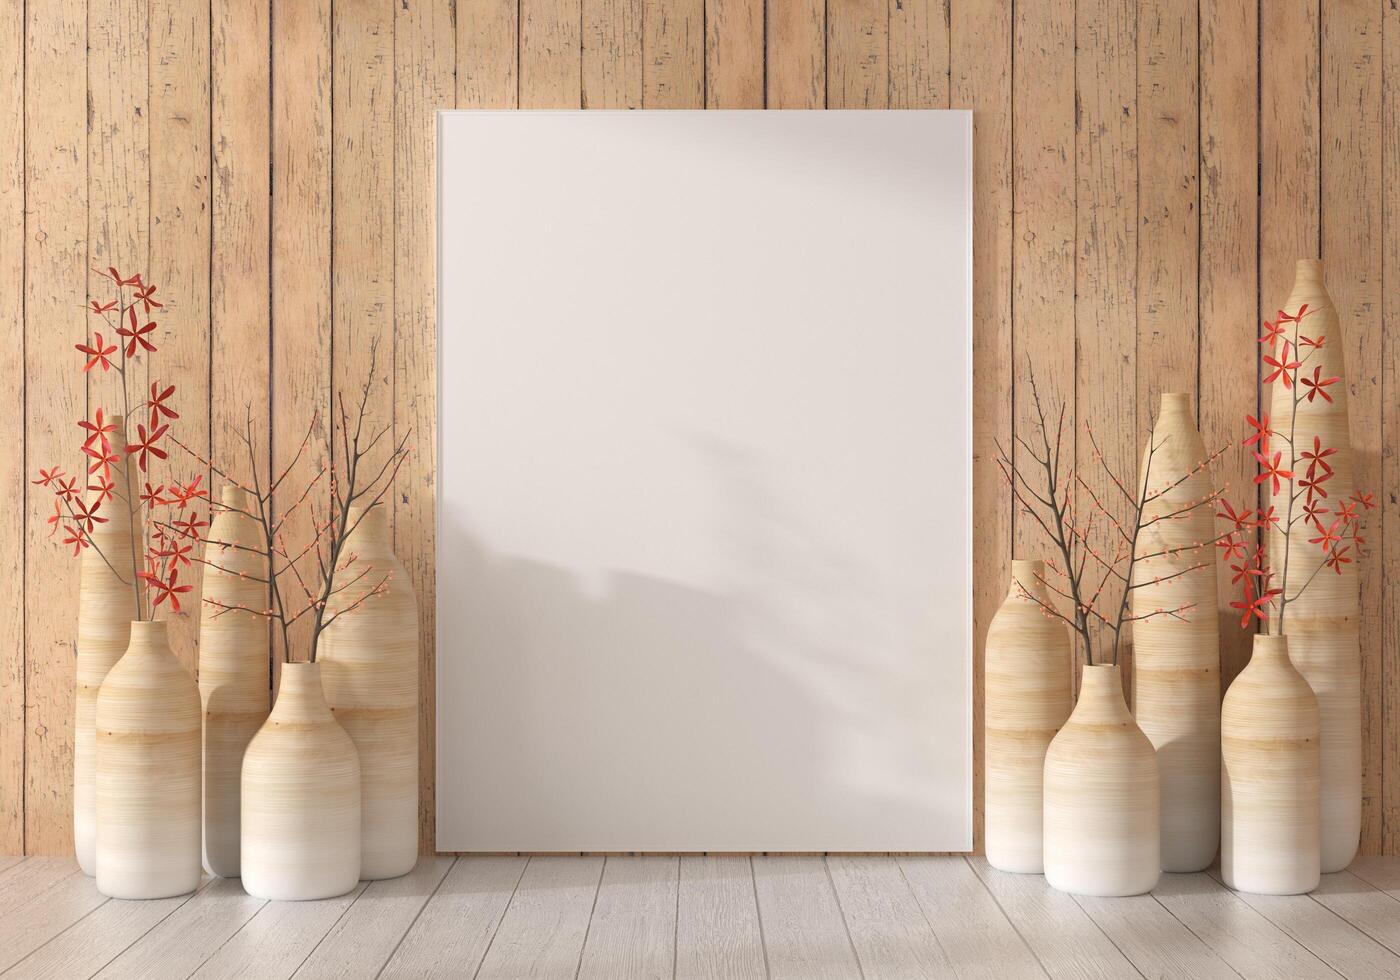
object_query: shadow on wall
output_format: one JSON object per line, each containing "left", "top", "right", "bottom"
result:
{"left": 436, "top": 436, "right": 962, "bottom": 852}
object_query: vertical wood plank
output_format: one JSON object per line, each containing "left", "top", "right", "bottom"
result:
{"left": 1074, "top": 0, "right": 1137, "bottom": 695}
{"left": 458, "top": 0, "right": 519, "bottom": 108}
{"left": 210, "top": 0, "right": 271, "bottom": 545}
{"left": 767, "top": 0, "right": 824, "bottom": 108}
{"left": 951, "top": 0, "right": 1012, "bottom": 855}
{"left": 643, "top": 0, "right": 704, "bottom": 107}
{"left": 1385, "top": 0, "right": 1400, "bottom": 857}
{"left": 584, "top": 0, "right": 643, "bottom": 108}
{"left": 332, "top": 0, "right": 396, "bottom": 494}
{"left": 1199, "top": 0, "right": 1259, "bottom": 691}
{"left": 706, "top": 0, "right": 764, "bottom": 107}
{"left": 1136, "top": 0, "right": 1199, "bottom": 424}
{"left": 150, "top": 0, "right": 212, "bottom": 676}
{"left": 1321, "top": 0, "right": 1384, "bottom": 858}
{"left": 889, "top": 0, "right": 949, "bottom": 108}
{"left": 0, "top": 0, "right": 25, "bottom": 855}
{"left": 827, "top": 0, "right": 888, "bottom": 108}
{"left": 1011, "top": 0, "right": 1075, "bottom": 673}
{"left": 1260, "top": 0, "right": 1321, "bottom": 309}
{"left": 270, "top": 0, "right": 332, "bottom": 670}
{"left": 521, "top": 0, "right": 584, "bottom": 108}
{"left": 394, "top": 0, "right": 454, "bottom": 856}
{"left": 24, "top": 0, "right": 88, "bottom": 856}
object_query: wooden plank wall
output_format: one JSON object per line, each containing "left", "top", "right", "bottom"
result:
{"left": 2, "top": 0, "right": 1396, "bottom": 858}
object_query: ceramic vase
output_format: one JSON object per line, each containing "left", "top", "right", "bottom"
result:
{"left": 1268, "top": 259, "right": 1360, "bottom": 872}
{"left": 984, "top": 559, "right": 1072, "bottom": 873}
{"left": 95, "top": 619, "right": 202, "bottom": 899}
{"left": 318, "top": 504, "right": 419, "bottom": 879}
{"left": 198, "top": 486, "right": 270, "bottom": 877}
{"left": 1043, "top": 665, "right": 1160, "bottom": 896}
{"left": 74, "top": 415, "right": 142, "bottom": 875}
{"left": 241, "top": 661, "right": 361, "bottom": 900}
{"left": 1220, "top": 634, "right": 1320, "bottom": 894}
{"left": 1131, "top": 392, "right": 1221, "bottom": 872}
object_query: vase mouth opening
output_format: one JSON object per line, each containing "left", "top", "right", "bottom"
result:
{"left": 1010, "top": 558, "right": 1043, "bottom": 576}
{"left": 221, "top": 484, "right": 248, "bottom": 506}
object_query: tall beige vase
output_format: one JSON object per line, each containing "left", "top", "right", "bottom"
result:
{"left": 74, "top": 415, "right": 142, "bottom": 875}
{"left": 198, "top": 486, "right": 270, "bottom": 877}
{"left": 1220, "top": 634, "right": 1320, "bottom": 894}
{"left": 318, "top": 504, "right": 419, "bottom": 879}
{"left": 241, "top": 662, "right": 361, "bottom": 900}
{"left": 985, "top": 559, "right": 1072, "bottom": 873}
{"left": 1043, "top": 665, "right": 1160, "bottom": 896}
{"left": 1132, "top": 392, "right": 1221, "bottom": 872}
{"left": 1269, "top": 258, "right": 1360, "bottom": 872}
{"left": 95, "top": 619, "right": 202, "bottom": 899}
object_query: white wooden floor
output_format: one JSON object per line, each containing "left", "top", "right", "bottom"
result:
{"left": 4, "top": 854, "right": 1400, "bottom": 979}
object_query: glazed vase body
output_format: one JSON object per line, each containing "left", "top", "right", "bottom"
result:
{"left": 1268, "top": 259, "right": 1360, "bottom": 872}
{"left": 318, "top": 505, "right": 419, "bottom": 879}
{"left": 198, "top": 486, "right": 270, "bottom": 877}
{"left": 984, "top": 560, "right": 1072, "bottom": 873}
{"left": 241, "top": 662, "right": 361, "bottom": 900}
{"left": 95, "top": 620, "right": 202, "bottom": 899}
{"left": 1220, "top": 634, "right": 1320, "bottom": 894}
{"left": 1131, "top": 393, "right": 1221, "bottom": 871}
{"left": 1043, "top": 665, "right": 1160, "bottom": 896}
{"left": 74, "top": 416, "right": 141, "bottom": 875}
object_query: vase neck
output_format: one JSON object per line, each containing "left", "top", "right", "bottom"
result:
{"left": 1295, "top": 258, "right": 1324, "bottom": 283}
{"left": 344, "top": 505, "right": 392, "bottom": 557}
{"left": 1250, "top": 633, "right": 1292, "bottom": 667}
{"left": 1072, "top": 665, "right": 1132, "bottom": 724}
{"left": 271, "top": 662, "right": 333, "bottom": 723}
{"left": 125, "top": 619, "right": 172, "bottom": 657}
{"left": 1008, "top": 559, "right": 1046, "bottom": 600}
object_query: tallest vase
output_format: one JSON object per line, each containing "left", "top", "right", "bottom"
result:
{"left": 74, "top": 415, "right": 141, "bottom": 875}
{"left": 1269, "top": 259, "right": 1361, "bottom": 872}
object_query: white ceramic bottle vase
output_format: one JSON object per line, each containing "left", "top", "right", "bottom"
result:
{"left": 985, "top": 559, "right": 1072, "bottom": 873}
{"left": 1043, "top": 665, "right": 1160, "bottom": 896}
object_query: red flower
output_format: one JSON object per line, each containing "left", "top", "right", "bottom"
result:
{"left": 140, "top": 482, "right": 167, "bottom": 507}
{"left": 1258, "top": 320, "right": 1286, "bottom": 350}
{"left": 1278, "top": 304, "right": 1310, "bottom": 323}
{"left": 1298, "top": 468, "right": 1332, "bottom": 501}
{"left": 46, "top": 500, "right": 62, "bottom": 537}
{"left": 87, "top": 476, "right": 115, "bottom": 507}
{"left": 78, "top": 408, "right": 118, "bottom": 451}
{"left": 1309, "top": 518, "right": 1343, "bottom": 552}
{"left": 1254, "top": 451, "right": 1293, "bottom": 495}
{"left": 1243, "top": 413, "right": 1273, "bottom": 453}
{"left": 76, "top": 333, "right": 118, "bottom": 373}
{"left": 62, "top": 525, "right": 89, "bottom": 556}
{"left": 172, "top": 510, "right": 208, "bottom": 540}
{"left": 1336, "top": 500, "right": 1360, "bottom": 524}
{"left": 1301, "top": 499, "right": 1329, "bottom": 530}
{"left": 70, "top": 497, "right": 108, "bottom": 533}
{"left": 1325, "top": 546, "right": 1352, "bottom": 574}
{"left": 1216, "top": 499, "right": 1254, "bottom": 532}
{"left": 1299, "top": 334, "right": 1326, "bottom": 349}
{"left": 147, "top": 382, "right": 179, "bottom": 426}
{"left": 1350, "top": 490, "right": 1377, "bottom": 511}
{"left": 1253, "top": 505, "right": 1280, "bottom": 530}
{"left": 32, "top": 467, "right": 65, "bottom": 487}
{"left": 1230, "top": 581, "right": 1279, "bottom": 628}
{"left": 1217, "top": 534, "right": 1247, "bottom": 561}
{"left": 89, "top": 299, "right": 117, "bottom": 315}
{"left": 169, "top": 474, "right": 207, "bottom": 504}
{"left": 141, "top": 565, "right": 192, "bottom": 612}
{"left": 1299, "top": 366, "right": 1339, "bottom": 404}
{"left": 165, "top": 538, "right": 194, "bottom": 568}
{"left": 1299, "top": 436, "right": 1336, "bottom": 477}
{"left": 54, "top": 476, "right": 80, "bottom": 500}
{"left": 99, "top": 267, "right": 144, "bottom": 287}
{"left": 1228, "top": 556, "right": 1267, "bottom": 586}
{"left": 133, "top": 283, "right": 162, "bottom": 313}
{"left": 82, "top": 442, "right": 119, "bottom": 480}
{"left": 117, "top": 307, "right": 157, "bottom": 357}
{"left": 125, "top": 423, "right": 169, "bottom": 472}
{"left": 1263, "top": 341, "right": 1301, "bottom": 389}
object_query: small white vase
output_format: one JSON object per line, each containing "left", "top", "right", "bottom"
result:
{"left": 95, "top": 619, "right": 202, "bottom": 899}
{"left": 1043, "top": 664, "right": 1160, "bottom": 896}
{"left": 1220, "top": 634, "right": 1320, "bottom": 895}
{"left": 984, "top": 559, "right": 1072, "bottom": 873}
{"left": 241, "top": 661, "right": 361, "bottom": 900}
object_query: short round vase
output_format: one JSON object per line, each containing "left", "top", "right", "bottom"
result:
{"left": 1043, "top": 664, "right": 1160, "bottom": 897}
{"left": 241, "top": 661, "right": 361, "bottom": 901}
{"left": 95, "top": 619, "right": 203, "bottom": 899}
{"left": 1220, "top": 634, "right": 1320, "bottom": 895}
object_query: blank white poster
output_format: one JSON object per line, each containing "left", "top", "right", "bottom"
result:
{"left": 437, "top": 110, "right": 972, "bottom": 851}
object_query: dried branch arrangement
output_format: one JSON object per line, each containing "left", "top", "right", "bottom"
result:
{"left": 1216, "top": 305, "right": 1375, "bottom": 631}
{"left": 997, "top": 373, "right": 1228, "bottom": 666}
{"left": 170, "top": 341, "right": 411, "bottom": 663}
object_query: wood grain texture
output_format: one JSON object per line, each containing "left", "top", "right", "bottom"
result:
{"left": 889, "top": 0, "right": 949, "bottom": 109}
{"left": 827, "top": 0, "right": 887, "bottom": 109}
{"left": 643, "top": 0, "right": 704, "bottom": 107}
{"left": 706, "top": 0, "right": 764, "bottom": 107}
{"left": 1075, "top": 890, "right": 1236, "bottom": 979}
{"left": 379, "top": 855, "right": 525, "bottom": 978}
{"left": 584, "top": 0, "right": 643, "bottom": 108}
{"left": 522, "top": 0, "right": 584, "bottom": 109}
{"left": 767, "top": 0, "right": 824, "bottom": 108}
{"left": 674, "top": 856, "right": 766, "bottom": 979}
{"left": 1386, "top": 0, "right": 1400, "bottom": 858}
{"left": 576, "top": 856, "right": 680, "bottom": 979}
{"left": 475, "top": 856, "right": 604, "bottom": 979}
{"left": 751, "top": 856, "right": 862, "bottom": 980}
{"left": 825, "top": 855, "right": 954, "bottom": 978}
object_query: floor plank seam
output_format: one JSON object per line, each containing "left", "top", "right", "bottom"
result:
{"left": 957, "top": 856, "right": 1054, "bottom": 979}
{"left": 747, "top": 857, "right": 772, "bottom": 980}
{"left": 185, "top": 894, "right": 271, "bottom": 978}
{"left": 1065, "top": 891, "right": 1148, "bottom": 980}
{"left": 373, "top": 856, "right": 459, "bottom": 980}
{"left": 470, "top": 855, "right": 531, "bottom": 980}
{"left": 820, "top": 855, "right": 867, "bottom": 979}
{"left": 1148, "top": 889, "right": 1246, "bottom": 979}
{"left": 893, "top": 857, "right": 959, "bottom": 974}
{"left": 75, "top": 878, "right": 214, "bottom": 980}
{"left": 285, "top": 881, "right": 371, "bottom": 979}
{"left": 571, "top": 857, "right": 607, "bottom": 980}
{"left": 669, "top": 856, "right": 680, "bottom": 980}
